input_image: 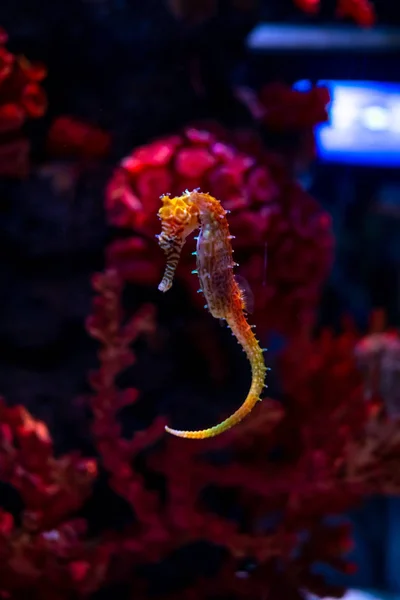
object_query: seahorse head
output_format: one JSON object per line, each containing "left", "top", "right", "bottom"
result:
{"left": 157, "top": 193, "right": 200, "bottom": 292}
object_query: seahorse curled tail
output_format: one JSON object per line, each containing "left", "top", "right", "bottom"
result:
{"left": 165, "top": 309, "right": 266, "bottom": 438}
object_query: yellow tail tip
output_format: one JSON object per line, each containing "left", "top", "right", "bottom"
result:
{"left": 165, "top": 424, "right": 209, "bottom": 439}
{"left": 165, "top": 425, "right": 191, "bottom": 438}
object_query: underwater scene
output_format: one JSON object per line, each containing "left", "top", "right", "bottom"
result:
{"left": 0, "top": 0, "right": 400, "bottom": 598}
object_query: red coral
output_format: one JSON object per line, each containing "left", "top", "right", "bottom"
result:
{"left": 0, "top": 399, "right": 108, "bottom": 599}
{"left": 1, "top": 273, "right": 396, "bottom": 600}
{"left": 293, "top": 0, "right": 375, "bottom": 24}
{"left": 0, "top": 138, "right": 30, "bottom": 178}
{"left": 1, "top": 265, "right": 394, "bottom": 599}
{"left": 0, "top": 104, "right": 25, "bottom": 134}
{"left": 336, "top": 0, "right": 375, "bottom": 26}
{"left": 0, "top": 28, "right": 47, "bottom": 177}
{"left": 236, "top": 83, "right": 331, "bottom": 168}
{"left": 85, "top": 268, "right": 245, "bottom": 583}
{"left": 354, "top": 311, "right": 400, "bottom": 419}
{"left": 47, "top": 116, "right": 111, "bottom": 160}
{"left": 84, "top": 270, "right": 385, "bottom": 599}
{"left": 293, "top": 0, "right": 320, "bottom": 13}
{"left": 86, "top": 269, "right": 166, "bottom": 530}
{"left": 279, "top": 325, "right": 368, "bottom": 467}
{"left": 105, "top": 126, "right": 334, "bottom": 336}
{"left": 278, "top": 320, "right": 400, "bottom": 497}
{"left": 0, "top": 400, "right": 97, "bottom": 526}
{"left": 0, "top": 53, "right": 47, "bottom": 121}
{"left": 257, "top": 83, "right": 331, "bottom": 132}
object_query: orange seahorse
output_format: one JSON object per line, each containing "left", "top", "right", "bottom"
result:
{"left": 157, "top": 189, "right": 268, "bottom": 439}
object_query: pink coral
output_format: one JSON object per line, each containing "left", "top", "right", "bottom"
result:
{"left": 105, "top": 125, "right": 334, "bottom": 336}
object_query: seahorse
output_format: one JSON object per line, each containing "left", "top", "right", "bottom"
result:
{"left": 157, "top": 189, "right": 268, "bottom": 439}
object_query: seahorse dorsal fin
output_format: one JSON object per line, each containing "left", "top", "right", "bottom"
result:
{"left": 235, "top": 274, "right": 254, "bottom": 314}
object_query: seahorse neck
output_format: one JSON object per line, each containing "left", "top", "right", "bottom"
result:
{"left": 191, "top": 192, "right": 219, "bottom": 222}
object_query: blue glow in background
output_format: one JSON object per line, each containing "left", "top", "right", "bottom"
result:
{"left": 295, "top": 80, "right": 400, "bottom": 166}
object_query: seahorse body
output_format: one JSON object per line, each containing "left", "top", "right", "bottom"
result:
{"left": 157, "top": 190, "right": 267, "bottom": 439}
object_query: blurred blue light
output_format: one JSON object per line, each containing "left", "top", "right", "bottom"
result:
{"left": 306, "top": 590, "right": 400, "bottom": 600}
{"left": 293, "top": 79, "right": 313, "bottom": 92}
{"left": 311, "top": 80, "right": 400, "bottom": 167}
{"left": 247, "top": 25, "right": 400, "bottom": 52}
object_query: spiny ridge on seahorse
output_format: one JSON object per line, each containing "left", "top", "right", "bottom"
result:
{"left": 157, "top": 189, "right": 269, "bottom": 439}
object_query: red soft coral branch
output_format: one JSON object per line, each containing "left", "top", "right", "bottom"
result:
{"left": 0, "top": 512, "right": 110, "bottom": 599}
{"left": 0, "top": 399, "right": 96, "bottom": 529}
{"left": 153, "top": 323, "right": 400, "bottom": 598}
{"left": 277, "top": 321, "right": 400, "bottom": 500}
{"left": 294, "top": 0, "right": 375, "bottom": 25}
{"left": 109, "top": 300, "right": 400, "bottom": 598}
{"left": 86, "top": 269, "right": 166, "bottom": 533}
{"left": 85, "top": 270, "right": 240, "bottom": 563}
{"left": 41, "top": 266, "right": 399, "bottom": 600}
{"left": 85, "top": 270, "right": 297, "bottom": 594}
{"left": 142, "top": 398, "right": 356, "bottom": 598}
{"left": 0, "top": 26, "right": 47, "bottom": 177}
{"left": 0, "top": 399, "right": 109, "bottom": 599}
